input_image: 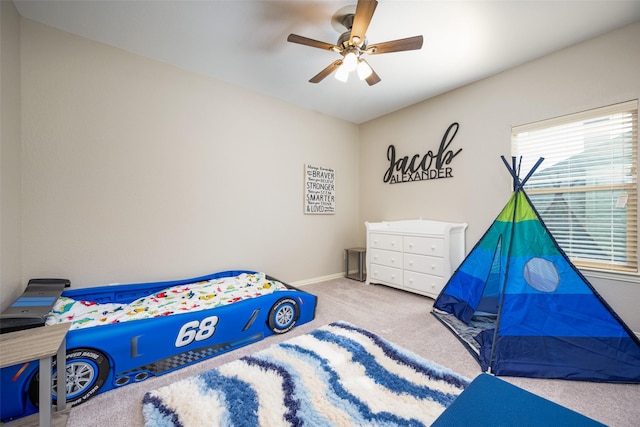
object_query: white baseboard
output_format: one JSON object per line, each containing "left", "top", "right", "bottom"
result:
{"left": 290, "top": 273, "right": 345, "bottom": 287}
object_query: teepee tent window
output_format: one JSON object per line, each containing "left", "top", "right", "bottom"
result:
{"left": 512, "top": 100, "right": 638, "bottom": 273}
{"left": 523, "top": 258, "right": 559, "bottom": 293}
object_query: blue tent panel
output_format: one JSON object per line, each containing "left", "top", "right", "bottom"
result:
{"left": 489, "top": 336, "right": 640, "bottom": 382}
{"left": 500, "top": 294, "right": 632, "bottom": 337}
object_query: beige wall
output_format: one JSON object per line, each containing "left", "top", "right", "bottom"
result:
{"left": 3, "top": 11, "right": 639, "bottom": 332}
{"left": 19, "top": 19, "right": 360, "bottom": 289}
{"left": 0, "top": 0, "right": 22, "bottom": 311}
{"left": 360, "top": 21, "right": 640, "bottom": 331}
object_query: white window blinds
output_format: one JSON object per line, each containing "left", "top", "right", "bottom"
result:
{"left": 512, "top": 100, "right": 638, "bottom": 273}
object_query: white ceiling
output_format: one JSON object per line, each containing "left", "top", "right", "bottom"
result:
{"left": 14, "top": 1, "right": 640, "bottom": 124}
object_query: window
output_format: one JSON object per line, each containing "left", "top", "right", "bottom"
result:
{"left": 512, "top": 100, "right": 638, "bottom": 273}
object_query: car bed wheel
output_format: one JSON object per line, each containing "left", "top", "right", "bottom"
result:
{"left": 28, "top": 348, "right": 110, "bottom": 408}
{"left": 268, "top": 298, "right": 300, "bottom": 334}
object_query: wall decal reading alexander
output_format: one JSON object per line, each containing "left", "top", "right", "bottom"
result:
{"left": 304, "top": 164, "right": 335, "bottom": 215}
{"left": 384, "top": 122, "right": 463, "bottom": 184}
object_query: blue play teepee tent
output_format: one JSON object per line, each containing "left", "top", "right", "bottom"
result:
{"left": 432, "top": 157, "right": 640, "bottom": 383}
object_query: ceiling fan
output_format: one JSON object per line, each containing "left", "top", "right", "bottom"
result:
{"left": 287, "top": 0, "right": 423, "bottom": 86}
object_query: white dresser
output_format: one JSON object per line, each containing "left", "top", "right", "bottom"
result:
{"left": 365, "top": 220, "right": 467, "bottom": 298}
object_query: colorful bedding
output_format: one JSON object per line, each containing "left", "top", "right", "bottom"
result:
{"left": 46, "top": 272, "right": 287, "bottom": 331}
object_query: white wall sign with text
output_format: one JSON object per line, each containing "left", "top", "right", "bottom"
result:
{"left": 304, "top": 164, "right": 335, "bottom": 215}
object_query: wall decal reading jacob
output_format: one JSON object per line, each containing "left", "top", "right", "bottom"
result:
{"left": 384, "top": 122, "right": 463, "bottom": 184}
{"left": 304, "top": 164, "right": 335, "bottom": 215}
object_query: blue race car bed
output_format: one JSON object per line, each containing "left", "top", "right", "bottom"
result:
{"left": 0, "top": 270, "right": 317, "bottom": 422}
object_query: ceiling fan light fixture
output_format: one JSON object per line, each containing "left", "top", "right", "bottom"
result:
{"left": 335, "top": 64, "right": 350, "bottom": 82}
{"left": 343, "top": 51, "right": 358, "bottom": 72}
{"left": 357, "top": 59, "right": 373, "bottom": 80}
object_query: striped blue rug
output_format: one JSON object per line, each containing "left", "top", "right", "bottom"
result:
{"left": 142, "top": 321, "right": 470, "bottom": 426}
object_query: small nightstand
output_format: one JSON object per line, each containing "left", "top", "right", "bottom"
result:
{"left": 345, "top": 247, "right": 366, "bottom": 282}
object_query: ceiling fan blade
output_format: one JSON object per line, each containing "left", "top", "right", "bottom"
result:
{"left": 287, "top": 34, "right": 337, "bottom": 51}
{"left": 349, "top": 0, "right": 378, "bottom": 46}
{"left": 362, "top": 60, "right": 381, "bottom": 86}
{"left": 367, "top": 35, "right": 424, "bottom": 55}
{"left": 309, "top": 60, "right": 343, "bottom": 83}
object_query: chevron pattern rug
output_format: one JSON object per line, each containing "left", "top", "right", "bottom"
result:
{"left": 142, "top": 321, "right": 469, "bottom": 426}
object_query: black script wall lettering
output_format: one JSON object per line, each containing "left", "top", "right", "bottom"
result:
{"left": 436, "top": 122, "right": 463, "bottom": 169}
{"left": 383, "top": 122, "right": 463, "bottom": 184}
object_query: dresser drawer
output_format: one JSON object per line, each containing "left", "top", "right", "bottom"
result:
{"left": 368, "top": 264, "right": 403, "bottom": 287}
{"left": 404, "top": 254, "right": 445, "bottom": 276}
{"left": 369, "top": 248, "right": 402, "bottom": 269}
{"left": 404, "top": 271, "right": 445, "bottom": 297}
{"left": 369, "top": 233, "right": 402, "bottom": 252}
{"left": 404, "top": 236, "right": 444, "bottom": 257}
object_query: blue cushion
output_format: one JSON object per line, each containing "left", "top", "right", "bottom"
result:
{"left": 432, "top": 373, "right": 605, "bottom": 427}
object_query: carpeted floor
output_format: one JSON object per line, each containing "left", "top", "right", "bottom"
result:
{"left": 66, "top": 277, "right": 640, "bottom": 426}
